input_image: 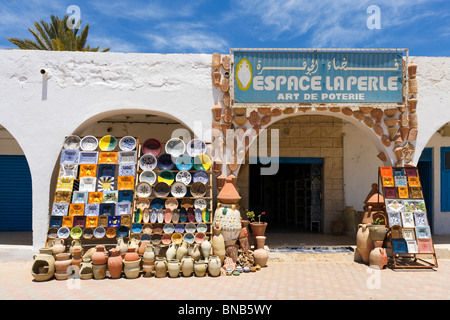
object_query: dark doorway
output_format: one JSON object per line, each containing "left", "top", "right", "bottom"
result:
{"left": 249, "top": 158, "right": 323, "bottom": 233}
{"left": 417, "top": 148, "right": 433, "bottom": 233}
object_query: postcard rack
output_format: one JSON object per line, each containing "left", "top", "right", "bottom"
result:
{"left": 378, "top": 166, "right": 438, "bottom": 269}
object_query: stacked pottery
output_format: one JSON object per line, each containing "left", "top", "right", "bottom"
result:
{"left": 194, "top": 260, "right": 208, "bottom": 277}
{"left": 79, "top": 258, "right": 93, "bottom": 280}
{"left": 142, "top": 244, "right": 155, "bottom": 277}
{"left": 212, "top": 223, "right": 226, "bottom": 264}
{"left": 71, "top": 248, "right": 82, "bottom": 270}
{"left": 154, "top": 257, "right": 168, "bottom": 278}
{"left": 55, "top": 252, "right": 72, "bottom": 280}
{"left": 208, "top": 255, "right": 221, "bottom": 277}
{"left": 253, "top": 236, "right": 269, "bottom": 267}
{"left": 123, "top": 247, "right": 141, "bottom": 279}
{"left": 368, "top": 225, "right": 388, "bottom": 270}
{"left": 168, "top": 259, "right": 181, "bottom": 278}
{"left": 31, "top": 247, "right": 55, "bottom": 282}
{"left": 91, "top": 245, "right": 108, "bottom": 280}
{"left": 180, "top": 256, "right": 194, "bottom": 277}
{"left": 108, "top": 248, "right": 123, "bottom": 279}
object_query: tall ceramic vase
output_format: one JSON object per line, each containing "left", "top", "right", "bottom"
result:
{"left": 212, "top": 224, "right": 226, "bottom": 264}
{"left": 176, "top": 241, "right": 189, "bottom": 261}
{"left": 253, "top": 236, "right": 269, "bottom": 267}
{"left": 356, "top": 224, "right": 375, "bottom": 264}
{"left": 201, "top": 238, "right": 212, "bottom": 260}
{"left": 155, "top": 257, "right": 168, "bottom": 278}
{"left": 214, "top": 204, "right": 242, "bottom": 246}
{"left": 181, "top": 256, "right": 194, "bottom": 277}
{"left": 108, "top": 248, "right": 123, "bottom": 279}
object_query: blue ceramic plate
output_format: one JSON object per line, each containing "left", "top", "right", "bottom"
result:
{"left": 119, "top": 136, "right": 137, "bottom": 151}
{"left": 163, "top": 223, "right": 175, "bottom": 234}
{"left": 165, "top": 138, "right": 186, "bottom": 158}
{"left": 80, "top": 136, "right": 98, "bottom": 151}
{"left": 183, "top": 232, "right": 195, "bottom": 244}
{"left": 116, "top": 226, "right": 129, "bottom": 238}
{"left": 79, "top": 151, "right": 99, "bottom": 164}
{"left": 139, "top": 154, "right": 157, "bottom": 171}
{"left": 140, "top": 234, "right": 151, "bottom": 241}
{"left": 60, "top": 149, "right": 79, "bottom": 165}
{"left": 174, "top": 223, "right": 185, "bottom": 233}
{"left": 157, "top": 153, "right": 176, "bottom": 171}
{"left": 195, "top": 208, "right": 203, "bottom": 222}
{"left": 151, "top": 198, "right": 164, "bottom": 210}
{"left": 186, "top": 139, "right": 206, "bottom": 157}
{"left": 179, "top": 208, "right": 188, "bottom": 223}
{"left": 57, "top": 227, "right": 70, "bottom": 239}
{"left": 185, "top": 222, "right": 196, "bottom": 233}
{"left": 63, "top": 135, "right": 81, "bottom": 149}
{"left": 93, "top": 226, "right": 106, "bottom": 239}
{"left": 197, "top": 223, "right": 208, "bottom": 233}
{"left": 131, "top": 223, "right": 143, "bottom": 234}
{"left": 175, "top": 154, "right": 193, "bottom": 171}
{"left": 150, "top": 208, "right": 157, "bottom": 223}
{"left": 192, "top": 171, "right": 209, "bottom": 185}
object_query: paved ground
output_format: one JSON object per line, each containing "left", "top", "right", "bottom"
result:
{"left": 4, "top": 259, "right": 448, "bottom": 300}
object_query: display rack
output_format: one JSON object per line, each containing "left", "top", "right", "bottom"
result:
{"left": 46, "top": 136, "right": 139, "bottom": 250}
{"left": 378, "top": 166, "right": 438, "bottom": 269}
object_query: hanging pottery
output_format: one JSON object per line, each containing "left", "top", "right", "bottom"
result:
{"left": 234, "top": 116, "right": 247, "bottom": 126}
{"left": 222, "top": 108, "right": 234, "bottom": 124}
{"left": 364, "top": 116, "right": 374, "bottom": 128}
{"left": 407, "top": 98, "right": 418, "bottom": 113}
{"left": 399, "top": 113, "right": 409, "bottom": 127}
{"left": 329, "top": 107, "right": 340, "bottom": 113}
{"left": 222, "top": 91, "right": 230, "bottom": 107}
{"left": 271, "top": 107, "right": 282, "bottom": 117}
{"left": 388, "top": 128, "right": 398, "bottom": 140}
{"left": 221, "top": 55, "right": 230, "bottom": 70}
{"left": 381, "top": 135, "right": 391, "bottom": 147}
{"left": 353, "top": 111, "right": 365, "bottom": 121}
{"left": 399, "top": 127, "right": 410, "bottom": 141}
{"left": 212, "top": 52, "right": 221, "bottom": 70}
{"left": 212, "top": 104, "right": 222, "bottom": 121}
{"left": 221, "top": 78, "right": 230, "bottom": 93}
{"left": 283, "top": 107, "right": 295, "bottom": 114}
{"left": 248, "top": 110, "right": 260, "bottom": 126}
{"left": 373, "top": 125, "right": 383, "bottom": 136}
{"left": 408, "top": 128, "right": 418, "bottom": 141}
{"left": 341, "top": 107, "right": 353, "bottom": 116}
{"left": 408, "top": 61, "right": 417, "bottom": 79}
{"left": 261, "top": 114, "right": 271, "bottom": 126}
{"left": 384, "top": 118, "right": 398, "bottom": 128}
{"left": 233, "top": 107, "right": 246, "bottom": 116}
{"left": 370, "top": 108, "right": 383, "bottom": 125}
{"left": 409, "top": 113, "right": 418, "bottom": 128}
{"left": 408, "top": 79, "right": 418, "bottom": 94}
{"left": 384, "top": 108, "right": 398, "bottom": 118}
{"left": 212, "top": 71, "right": 221, "bottom": 87}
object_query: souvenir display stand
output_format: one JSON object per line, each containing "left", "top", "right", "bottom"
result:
{"left": 379, "top": 166, "right": 438, "bottom": 269}
{"left": 47, "top": 135, "right": 139, "bottom": 251}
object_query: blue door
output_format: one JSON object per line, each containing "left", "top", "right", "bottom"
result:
{"left": 440, "top": 147, "right": 450, "bottom": 213}
{"left": 0, "top": 155, "right": 32, "bottom": 231}
{"left": 418, "top": 148, "right": 433, "bottom": 232}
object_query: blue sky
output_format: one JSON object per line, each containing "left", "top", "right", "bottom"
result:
{"left": 0, "top": 0, "right": 449, "bottom": 55}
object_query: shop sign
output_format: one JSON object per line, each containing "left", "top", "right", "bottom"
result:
{"left": 232, "top": 50, "right": 404, "bottom": 104}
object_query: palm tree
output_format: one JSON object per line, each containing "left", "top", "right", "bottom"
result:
{"left": 7, "top": 15, "right": 110, "bottom": 52}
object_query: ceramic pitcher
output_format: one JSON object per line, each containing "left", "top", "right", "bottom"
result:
{"left": 50, "top": 239, "right": 66, "bottom": 256}
{"left": 176, "top": 241, "right": 189, "bottom": 261}
{"left": 190, "top": 244, "right": 201, "bottom": 261}
{"left": 166, "top": 243, "right": 177, "bottom": 261}
{"left": 143, "top": 244, "right": 155, "bottom": 262}
{"left": 201, "top": 238, "right": 212, "bottom": 260}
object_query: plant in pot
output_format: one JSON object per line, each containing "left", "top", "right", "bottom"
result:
{"left": 368, "top": 216, "right": 388, "bottom": 242}
{"left": 247, "top": 211, "right": 267, "bottom": 244}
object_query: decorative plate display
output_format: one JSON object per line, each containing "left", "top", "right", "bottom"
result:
{"left": 157, "top": 209, "right": 164, "bottom": 223}
{"left": 175, "top": 171, "right": 191, "bottom": 185}
{"left": 154, "top": 182, "right": 171, "bottom": 198}
{"left": 139, "top": 170, "right": 156, "bottom": 185}
{"left": 55, "top": 191, "right": 72, "bottom": 203}
{"left": 73, "top": 216, "right": 86, "bottom": 228}
{"left": 195, "top": 232, "right": 206, "bottom": 244}
{"left": 142, "top": 208, "right": 150, "bottom": 223}
{"left": 402, "top": 228, "right": 416, "bottom": 241}
{"left": 79, "top": 164, "right": 96, "bottom": 178}
{"left": 161, "top": 233, "right": 172, "bottom": 245}
{"left": 152, "top": 224, "right": 163, "bottom": 235}
{"left": 98, "top": 216, "right": 109, "bottom": 228}
{"left": 71, "top": 191, "right": 88, "bottom": 204}
{"left": 100, "top": 203, "right": 115, "bottom": 216}
{"left": 174, "top": 223, "right": 185, "bottom": 233}
{"left": 50, "top": 216, "right": 63, "bottom": 228}
{"left": 150, "top": 198, "right": 164, "bottom": 210}
{"left": 193, "top": 154, "right": 211, "bottom": 171}
{"left": 382, "top": 177, "right": 394, "bottom": 187}
{"left": 183, "top": 232, "right": 195, "bottom": 244}
{"left": 120, "top": 214, "right": 131, "bottom": 226}
{"left": 99, "top": 135, "right": 118, "bottom": 151}
{"left": 131, "top": 223, "right": 143, "bottom": 234}
{"left": 406, "top": 240, "right": 418, "bottom": 253}
{"left": 180, "top": 198, "right": 194, "bottom": 209}
{"left": 61, "top": 217, "right": 72, "bottom": 228}
{"left": 165, "top": 197, "right": 178, "bottom": 211}
{"left": 172, "top": 209, "right": 181, "bottom": 223}
{"left": 405, "top": 167, "right": 418, "bottom": 177}
{"left": 408, "top": 177, "right": 421, "bottom": 187}
{"left": 185, "top": 222, "right": 196, "bottom": 233}
{"left": 410, "top": 187, "right": 423, "bottom": 199}
{"left": 388, "top": 211, "right": 402, "bottom": 227}
{"left": 142, "top": 138, "right": 162, "bottom": 157}
{"left": 192, "top": 171, "right": 209, "bottom": 185}
{"left": 187, "top": 207, "right": 195, "bottom": 222}
{"left": 88, "top": 192, "right": 103, "bottom": 204}
{"left": 63, "top": 135, "right": 81, "bottom": 150}
{"left": 163, "top": 223, "right": 175, "bottom": 234}
{"left": 70, "top": 227, "right": 83, "bottom": 239}
{"left": 118, "top": 151, "right": 137, "bottom": 164}
{"left": 401, "top": 212, "right": 415, "bottom": 228}
{"left": 202, "top": 208, "right": 210, "bottom": 222}
{"left": 84, "top": 203, "right": 100, "bottom": 216}
{"left": 415, "top": 226, "right": 431, "bottom": 239}
{"left": 414, "top": 212, "right": 428, "bottom": 227}
{"left": 171, "top": 232, "right": 183, "bottom": 245}
{"left": 391, "top": 238, "right": 408, "bottom": 253}
{"left": 157, "top": 153, "right": 176, "bottom": 171}
{"left": 97, "top": 164, "right": 115, "bottom": 177}
{"left": 108, "top": 216, "right": 121, "bottom": 228}
{"left": 134, "top": 199, "right": 149, "bottom": 211}
{"left": 397, "top": 187, "right": 409, "bottom": 199}
{"left": 379, "top": 167, "right": 393, "bottom": 178}
{"left": 164, "top": 208, "right": 172, "bottom": 223}
{"left": 116, "top": 226, "right": 129, "bottom": 238}
{"left": 98, "top": 152, "right": 118, "bottom": 164}
{"left": 404, "top": 200, "right": 426, "bottom": 213}
{"left": 106, "top": 227, "right": 116, "bottom": 238}
{"left": 98, "top": 176, "right": 115, "bottom": 191}
{"left": 116, "top": 202, "right": 131, "bottom": 216}
{"left": 80, "top": 136, "right": 98, "bottom": 151}
{"left": 103, "top": 190, "right": 118, "bottom": 203}
{"left": 119, "top": 136, "right": 137, "bottom": 151}
{"left": 140, "top": 234, "right": 151, "bottom": 241}
{"left": 52, "top": 203, "right": 69, "bottom": 216}
{"left": 175, "top": 154, "right": 193, "bottom": 171}
{"left": 56, "top": 177, "right": 75, "bottom": 192}
{"left": 83, "top": 228, "right": 94, "bottom": 239}
{"left": 179, "top": 208, "right": 188, "bottom": 223}
{"left": 195, "top": 208, "right": 203, "bottom": 222}
{"left": 69, "top": 204, "right": 85, "bottom": 216}
{"left": 59, "top": 164, "right": 78, "bottom": 178}
{"left": 117, "top": 176, "right": 134, "bottom": 190}
{"left": 57, "top": 227, "right": 70, "bottom": 239}
{"left": 191, "top": 182, "right": 207, "bottom": 198}
{"left": 139, "top": 154, "right": 157, "bottom": 171}
{"left": 197, "top": 222, "right": 208, "bottom": 233}
{"left": 186, "top": 139, "right": 206, "bottom": 157}
{"left": 79, "top": 151, "right": 99, "bottom": 164}
{"left": 151, "top": 234, "right": 162, "bottom": 244}
{"left": 417, "top": 238, "right": 434, "bottom": 253}
{"left": 391, "top": 225, "right": 403, "bottom": 239}
{"left": 93, "top": 226, "right": 106, "bottom": 238}
{"left": 165, "top": 138, "right": 186, "bottom": 158}
{"left": 47, "top": 228, "right": 58, "bottom": 239}
{"left": 393, "top": 168, "right": 405, "bottom": 177}
{"left": 158, "top": 170, "right": 175, "bottom": 185}
{"left": 142, "top": 223, "right": 153, "bottom": 234}
{"left": 85, "top": 216, "right": 98, "bottom": 228}
{"left": 385, "top": 199, "right": 404, "bottom": 213}
{"left": 194, "top": 199, "right": 207, "bottom": 210}
{"left": 171, "top": 182, "right": 187, "bottom": 198}
{"left": 136, "top": 182, "right": 152, "bottom": 198}
{"left": 118, "top": 190, "right": 134, "bottom": 203}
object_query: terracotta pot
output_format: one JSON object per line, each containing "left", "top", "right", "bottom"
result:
{"left": 71, "top": 248, "right": 82, "bottom": 268}
{"left": 368, "top": 225, "right": 388, "bottom": 242}
{"left": 108, "top": 248, "right": 123, "bottom": 279}
{"left": 238, "top": 227, "right": 250, "bottom": 253}
{"left": 208, "top": 255, "right": 221, "bottom": 277}
{"left": 55, "top": 253, "right": 72, "bottom": 274}
{"left": 250, "top": 222, "right": 267, "bottom": 245}
{"left": 123, "top": 259, "right": 141, "bottom": 279}
{"left": 181, "top": 256, "right": 194, "bottom": 277}
{"left": 369, "top": 241, "right": 387, "bottom": 270}
{"left": 408, "top": 61, "right": 417, "bottom": 79}
{"left": 31, "top": 248, "right": 55, "bottom": 282}
{"left": 70, "top": 239, "right": 82, "bottom": 256}
{"left": 356, "top": 224, "right": 375, "bottom": 264}
{"left": 91, "top": 245, "right": 108, "bottom": 265}
{"left": 225, "top": 244, "right": 238, "bottom": 262}
{"left": 255, "top": 236, "right": 266, "bottom": 250}
{"left": 253, "top": 248, "right": 269, "bottom": 267}
{"left": 217, "top": 178, "right": 241, "bottom": 204}
{"left": 124, "top": 247, "right": 139, "bottom": 261}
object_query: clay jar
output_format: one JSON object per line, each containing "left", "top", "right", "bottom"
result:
{"left": 71, "top": 248, "right": 82, "bottom": 269}
{"left": 253, "top": 247, "right": 269, "bottom": 268}
{"left": 208, "top": 255, "right": 221, "bottom": 277}
{"left": 194, "top": 260, "right": 208, "bottom": 277}
{"left": 214, "top": 203, "right": 242, "bottom": 246}
{"left": 124, "top": 247, "right": 139, "bottom": 261}
{"left": 176, "top": 242, "right": 189, "bottom": 261}
{"left": 356, "top": 224, "right": 375, "bottom": 264}
{"left": 92, "top": 245, "right": 108, "bottom": 265}
{"left": 116, "top": 237, "right": 128, "bottom": 258}
{"left": 55, "top": 253, "right": 72, "bottom": 279}
{"left": 181, "top": 256, "right": 194, "bottom": 277}
{"left": 166, "top": 243, "right": 177, "bottom": 261}
{"left": 250, "top": 222, "right": 267, "bottom": 245}
{"left": 154, "top": 257, "right": 168, "bottom": 278}
{"left": 168, "top": 259, "right": 181, "bottom": 278}
{"left": 108, "top": 248, "right": 123, "bottom": 279}
{"left": 123, "top": 259, "right": 141, "bottom": 279}
{"left": 31, "top": 247, "right": 55, "bottom": 282}
{"left": 190, "top": 244, "right": 201, "bottom": 261}
{"left": 369, "top": 241, "right": 387, "bottom": 270}
{"left": 201, "top": 238, "right": 212, "bottom": 260}
{"left": 143, "top": 244, "right": 155, "bottom": 262}
{"left": 255, "top": 236, "right": 266, "bottom": 250}
{"left": 50, "top": 239, "right": 66, "bottom": 257}
{"left": 212, "top": 224, "right": 226, "bottom": 264}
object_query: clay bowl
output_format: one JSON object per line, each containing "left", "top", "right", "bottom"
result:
{"left": 142, "top": 138, "right": 162, "bottom": 157}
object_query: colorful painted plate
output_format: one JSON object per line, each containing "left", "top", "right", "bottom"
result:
{"left": 136, "top": 182, "right": 152, "bottom": 198}
{"left": 191, "top": 182, "right": 207, "bottom": 198}
{"left": 154, "top": 182, "right": 170, "bottom": 198}
{"left": 119, "top": 164, "right": 136, "bottom": 177}
{"left": 131, "top": 223, "right": 143, "bottom": 234}
{"left": 150, "top": 198, "right": 164, "bottom": 210}
{"left": 79, "top": 151, "right": 99, "bottom": 164}
{"left": 171, "top": 182, "right": 187, "bottom": 198}
{"left": 116, "top": 226, "right": 129, "bottom": 238}
{"left": 116, "top": 202, "right": 131, "bottom": 216}
{"left": 193, "top": 154, "right": 211, "bottom": 171}
{"left": 151, "top": 234, "right": 162, "bottom": 244}
{"left": 194, "top": 199, "right": 207, "bottom": 210}
{"left": 119, "top": 136, "right": 137, "bottom": 151}
{"left": 83, "top": 228, "right": 94, "bottom": 239}
{"left": 174, "top": 223, "right": 185, "bottom": 233}
{"left": 60, "top": 149, "right": 79, "bottom": 165}
{"left": 171, "top": 209, "right": 179, "bottom": 223}
{"left": 57, "top": 227, "right": 70, "bottom": 239}
{"left": 106, "top": 227, "right": 116, "bottom": 238}
{"left": 142, "top": 138, "right": 162, "bottom": 157}
{"left": 183, "top": 232, "right": 195, "bottom": 244}
{"left": 176, "top": 171, "right": 192, "bottom": 185}
{"left": 99, "top": 135, "right": 118, "bottom": 151}
{"left": 140, "top": 234, "right": 151, "bottom": 241}
{"left": 186, "top": 139, "right": 206, "bottom": 157}
{"left": 195, "top": 232, "right": 206, "bottom": 244}
{"left": 171, "top": 232, "right": 183, "bottom": 245}
{"left": 94, "top": 226, "right": 106, "bottom": 238}
{"left": 161, "top": 233, "right": 172, "bottom": 245}
{"left": 163, "top": 223, "right": 175, "bottom": 234}
{"left": 175, "top": 154, "right": 193, "bottom": 171}
{"left": 118, "top": 151, "right": 137, "bottom": 164}
{"left": 142, "top": 223, "right": 153, "bottom": 234}
{"left": 139, "top": 154, "right": 157, "bottom": 171}
{"left": 165, "top": 138, "right": 186, "bottom": 158}
{"left": 158, "top": 170, "right": 175, "bottom": 185}
{"left": 165, "top": 197, "right": 178, "bottom": 211}
{"left": 80, "top": 136, "right": 98, "bottom": 151}
{"left": 185, "top": 222, "right": 196, "bottom": 233}
{"left": 197, "top": 223, "right": 208, "bottom": 233}
{"left": 139, "top": 170, "right": 157, "bottom": 185}
{"left": 195, "top": 208, "right": 203, "bottom": 222}
{"left": 63, "top": 135, "right": 81, "bottom": 150}
{"left": 192, "top": 171, "right": 209, "bottom": 185}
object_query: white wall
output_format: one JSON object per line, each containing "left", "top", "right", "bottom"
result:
{"left": 0, "top": 50, "right": 215, "bottom": 250}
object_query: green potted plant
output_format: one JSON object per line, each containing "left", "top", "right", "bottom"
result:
{"left": 368, "top": 215, "right": 388, "bottom": 241}
{"left": 247, "top": 211, "right": 267, "bottom": 243}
